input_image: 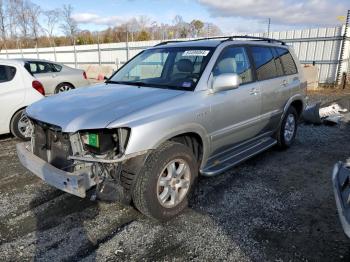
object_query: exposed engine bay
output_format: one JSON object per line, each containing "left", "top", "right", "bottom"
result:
{"left": 27, "top": 118, "right": 142, "bottom": 203}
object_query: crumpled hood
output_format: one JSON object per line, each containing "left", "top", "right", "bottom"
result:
{"left": 26, "top": 83, "right": 185, "bottom": 132}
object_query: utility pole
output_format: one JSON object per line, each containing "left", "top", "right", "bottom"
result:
{"left": 207, "top": 23, "right": 211, "bottom": 38}
{"left": 336, "top": 9, "right": 350, "bottom": 86}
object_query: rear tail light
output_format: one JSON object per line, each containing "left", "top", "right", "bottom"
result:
{"left": 83, "top": 71, "right": 87, "bottom": 79}
{"left": 32, "top": 80, "right": 45, "bottom": 96}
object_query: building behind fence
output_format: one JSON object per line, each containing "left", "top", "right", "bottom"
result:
{"left": 0, "top": 25, "right": 349, "bottom": 85}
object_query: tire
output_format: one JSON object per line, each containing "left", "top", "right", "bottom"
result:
{"left": 10, "top": 109, "right": 30, "bottom": 140}
{"left": 132, "top": 141, "right": 198, "bottom": 221}
{"left": 54, "top": 83, "right": 74, "bottom": 94}
{"left": 276, "top": 106, "right": 298, "bottom": 148}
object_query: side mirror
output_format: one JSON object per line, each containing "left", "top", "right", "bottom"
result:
{"left": 104, "top": 76, "right": 108, "bottom": 80}
{"left": 212, "top": 73, "right": 240, "bottom": 93}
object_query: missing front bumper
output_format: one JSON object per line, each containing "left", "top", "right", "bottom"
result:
{"left": 16, "top": 142, "right": 96, "bottom": 198}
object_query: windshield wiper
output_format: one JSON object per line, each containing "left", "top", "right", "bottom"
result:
{"left": 105, "top": 80, "right": 189, "bottom": 90}
{"left": 105, "top": 80, "right": 148, "bottom": 87}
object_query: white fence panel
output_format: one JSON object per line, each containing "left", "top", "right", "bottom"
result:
{"left": 0, "top": 26, "right": 349, "bottom": 84}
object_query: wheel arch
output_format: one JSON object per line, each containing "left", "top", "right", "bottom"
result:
{"left": 282, "top": 95, "right": 305, "bottom": 119}
{"left": 9, "top": 106, "right": 26, "bottom": 135}
{"left": 290, "top": 100, "right": 303, "bottom": 118}
{"left": 169, "top": 132, "right": 204, "bottom": 168}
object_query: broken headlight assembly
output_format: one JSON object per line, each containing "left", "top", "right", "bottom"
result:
{"left": 80, "top": 128, "right": 131, "bottom": 156}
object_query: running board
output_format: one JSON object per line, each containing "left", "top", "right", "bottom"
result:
{"left": 200, "top": 137, "right": 277, "bottom": 176}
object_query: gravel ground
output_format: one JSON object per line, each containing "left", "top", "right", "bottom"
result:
{"left": 1, "top": 92, "right": 350, "bottom": 261}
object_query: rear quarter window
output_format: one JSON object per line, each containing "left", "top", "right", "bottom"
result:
{"left": 0, "top": 65, "right": 16, "bottom": 83}
{"left": 52, "top": 64, "right": 63, "bottom": 72}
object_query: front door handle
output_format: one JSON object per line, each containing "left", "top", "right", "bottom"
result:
{"left": 281, "top": 79, "right": 288, "bottom": 87}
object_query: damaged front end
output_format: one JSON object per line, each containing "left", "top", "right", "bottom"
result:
{"left": 17, "top": 118, "right": 148, "bottom": 203}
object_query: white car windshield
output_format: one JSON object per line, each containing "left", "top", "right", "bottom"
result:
{"left": 108, "top": 47, "right": 214, "bottom": 91}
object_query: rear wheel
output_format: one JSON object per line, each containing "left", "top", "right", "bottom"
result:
{"left": 10, "top": 109, "right": 30, "bottom": 140}
{"left": 55, "top": 83, "right": 74, "bottom": 94}
{"left": 276, "top": 106, "right": 298, "bottom": 148}
{"left": 132, "top": 141, "right": 198, "bottom": 221}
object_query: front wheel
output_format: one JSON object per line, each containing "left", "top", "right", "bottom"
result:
{"left": 132, "top": 141, "right": 198, "bottom": 221}
{"left": 276, "top": 106, "right": 298, "bottom": 148}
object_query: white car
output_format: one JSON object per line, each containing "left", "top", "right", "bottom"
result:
{"left": 0, "top": 59, "right": 44, "bottom": 139}
{"left": 16, "top": 59, "right": 90, "bottom": 95}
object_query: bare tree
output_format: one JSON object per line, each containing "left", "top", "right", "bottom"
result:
{"left": 172, "top": 15, "right": 190, "bottom": 38}
{"left": 15, "top": 0, "right": 31, "bottom": 46}
{"left": 0, "top": 0, "right": 7, "bottom": 47}
{"left": 43, "top": 9, "right": 60, "bottom": 46}
{"left": 60, "top": 4, "right": 78, "bottom": 44}
{"left": 27, "top": 2, "right": 41, "bottom": 47}
{"left": 7, "top": 0, "right": 18, "bottom": 39}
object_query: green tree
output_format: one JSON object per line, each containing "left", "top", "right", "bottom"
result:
{"left": 190, "top": 19, "right": 204, "bottom": 37}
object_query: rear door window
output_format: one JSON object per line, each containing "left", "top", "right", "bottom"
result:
{"left": 0, "top": 65, "right": 16, "bottom": 83}
{"left": 250, "top": 46, "right": 278, "bottom": 81}
{"left": 276, "top": 48, "right": 298, "bottom": 75}
{"left": 27, "top": 61, "right": 54, "bottom": 74}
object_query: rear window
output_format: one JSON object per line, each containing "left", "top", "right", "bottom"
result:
{"left": 250, "top": 46, "right": 278, "bottom": 81}
{"left": 0, "top": 65, "right": 16, "bottom": 83}
{"left": 275, "top": 48, "right": 298, "bottom": 75}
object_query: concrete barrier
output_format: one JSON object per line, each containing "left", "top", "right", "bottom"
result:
{"left": 303, "top": 65, "right": 319, "bottom": 90}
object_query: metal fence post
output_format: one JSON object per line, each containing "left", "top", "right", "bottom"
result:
{"left": 97, "top": 32, "right": 101, "bottom": 66}
{"left": 73, "top": 38, "right": 78, "bottom": 68}
{"left": 53, "top": 46, "right": 57, "bottom": 62}
{"left": 36, "top": 45, "right": 39, "bottom": 59}
{"left": 126, "top": 25, "right": 130, "bottom": 61}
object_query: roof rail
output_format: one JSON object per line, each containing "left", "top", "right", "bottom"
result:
{"left": 154, "top": 35, "right": 286, "bottom": 47}
{"left": 226, "top": 35, "right": 286, "bottom": 45}
{"left": 154, "top": 40, "right": 185, "bottom": 46}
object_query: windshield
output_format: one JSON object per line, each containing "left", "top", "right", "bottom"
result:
{"left": 109, "top": 47, "right": 214, "bottom": 91}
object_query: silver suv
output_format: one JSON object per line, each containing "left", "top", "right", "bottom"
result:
{"left": 17, "top": 36, "right": 306, "bottom": 221}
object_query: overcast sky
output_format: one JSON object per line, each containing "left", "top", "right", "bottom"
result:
{"left": 32, "top": 0, "right": 349, "bottom": 33}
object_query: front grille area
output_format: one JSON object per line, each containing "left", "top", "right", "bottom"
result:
{"left": 32, "top": 121, "right": 74, "bottom": 172}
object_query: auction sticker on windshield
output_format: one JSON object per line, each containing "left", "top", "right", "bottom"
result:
{"left": 182, "top": 50, "right": 210, "bottom": 56}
